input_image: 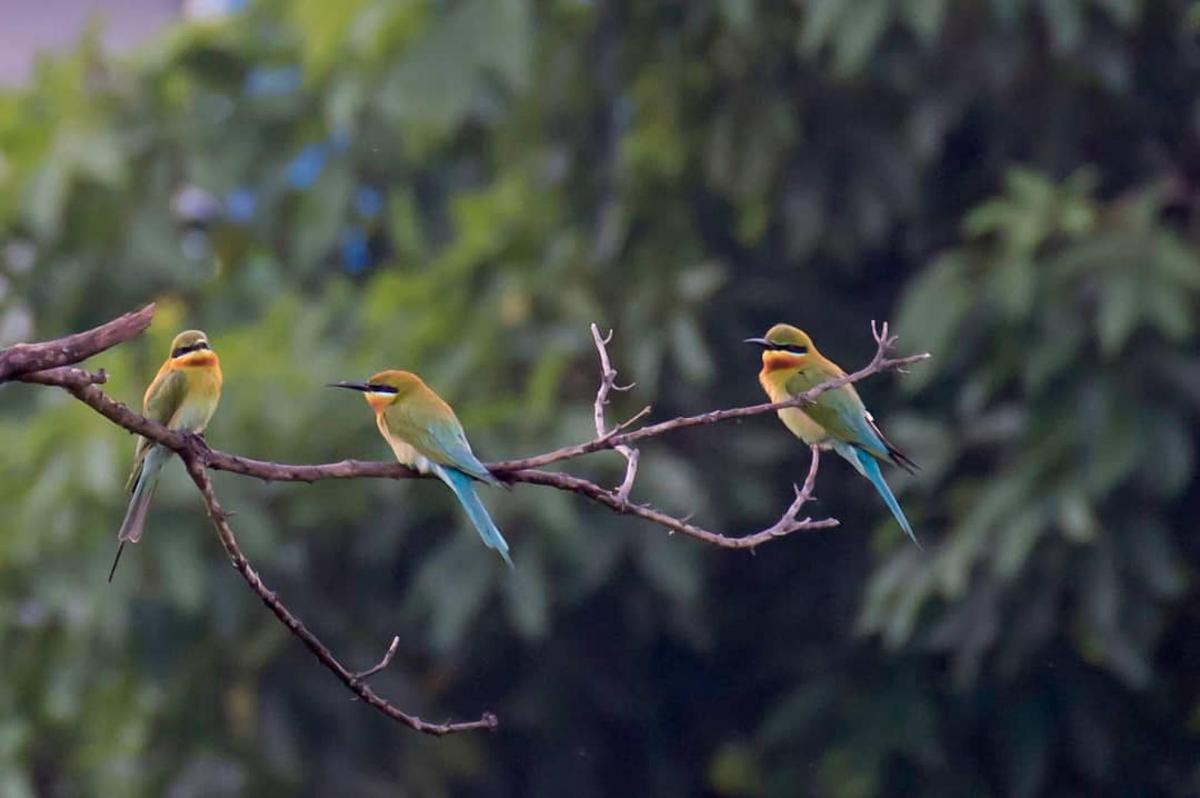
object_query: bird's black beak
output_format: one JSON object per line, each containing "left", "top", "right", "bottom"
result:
{"left": 743, "top": 337, "right": 772, "bottom": 348}
{"left": 328, "top": 380, "right": 371, "bottom": 392}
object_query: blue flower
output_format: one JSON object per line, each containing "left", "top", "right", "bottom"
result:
{"left": 287, "top": 143, "right": 328, "bottom": 189}
{"left": 353, "top": 186, "right": 384, "bottom": 219}
{"left": 224, "top": 188, "right": 257, "bottom": 223}
{"left": 244, "top": 66, "right": 300, "bottom": 98}
{"left": 340, "top": 227, "right": 370, "bottom": 273}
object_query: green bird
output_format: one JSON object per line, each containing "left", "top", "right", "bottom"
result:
{"left": 747, "top": 323, "right": 919, "bottom": 546}
{"left": 331, "top": 370, "right": 512, "bottom": 566}
{"left": 110, "top": 329, "right": 223, "bottom": 580}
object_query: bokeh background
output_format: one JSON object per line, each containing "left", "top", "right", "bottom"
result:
{"left": 3, "top": 0, "right": 1200, "bottom": 795}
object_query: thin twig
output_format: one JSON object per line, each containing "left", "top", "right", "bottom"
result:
{"left": 355, "top": 636, "right": 401, "bottom": 680}
{"left": 511, "top": 445, "right": 834, "bottom": 549}
{"left": 590, "top": 324, "right": 642, "bottom": 503}
{"left": 182, "top": 456, "right": 496, "bottom": 736}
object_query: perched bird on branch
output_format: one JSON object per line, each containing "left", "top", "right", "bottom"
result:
{"left": 110, "top": 329, "right": 223, "bottom": 580}
{"left": 746, "top": 324, "right": 919, "bottom": 546}
{"left": 330, "top": 370, "right": 512, "bottom": 566}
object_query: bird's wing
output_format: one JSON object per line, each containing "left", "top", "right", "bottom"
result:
{"left": 787, "top": 369, "right": 889, "bottom": 460}
{"left": 782, "top": 353, "right": 918, "bottom": 471}
{"left": 806, "top": 386, "right": 892, "bottom": 460}
{"left": 381, "top": 400, "right": 496, "bottom": 483}
{"left": 145, "top": 367, "right": 189, "bottom": 424}
{"left": 126, "top": 367, "right": 187, "bottom": 492}
{"left": 862, "top": 410, "right": 919, "bottom": 473}
{"left": 804, "top": 384, "right": 918, "bottom": 471}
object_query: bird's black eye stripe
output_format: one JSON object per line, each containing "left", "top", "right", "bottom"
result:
{"left": 171, "top": 341, "right": 210, "bottom": 358}
{"left": 367, "top": 384, "right": 399, "bottom": 394}
{"left": 767, "top": 343, "right": 808, "bottom": 354}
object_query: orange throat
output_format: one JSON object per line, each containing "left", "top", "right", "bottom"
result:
{"left": 761, "top": 351, "right": 806, "bottom": 373}
{"left": 366, "top": 394, "right": 392, "bottom": 414}
{"left": 175, "top": 351, "right": 218, "bottom": 369}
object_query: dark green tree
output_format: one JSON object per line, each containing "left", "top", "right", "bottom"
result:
{"left": 2, "top": 0, "right": 1199, "bottom": 794}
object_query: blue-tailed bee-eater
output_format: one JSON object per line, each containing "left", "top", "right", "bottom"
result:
{"left": 331, "top": 370, "right": 513, "bottom": 566}
{"left": 109, "top": 329, "right": 223, "bottom": 580}
{"left": 747, "top": 324, "right": 919, "bottom": 546}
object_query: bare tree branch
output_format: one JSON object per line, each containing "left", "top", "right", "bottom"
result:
{"left": 15, "top": 317, "right": 925, "bottom": 549}
{"left": 6, "top": 307, "right": 927, "bottom": 734}
{"left": 499, "top": 320, "right": 929, "bottom": 472}
{"left": 589, "top": 324, "right": 646, "bottom": 503}
{"left": 0, "top": 304, "right": 154, "bottom": 382}
{"left": 20, "top": 367, "right": 110, "bottom": 387}
{"left": 512, "top": 445, "right": 834, "bottom": 549}
{"left": 182, "top": 456, "right": 497, "bottom": 736}
{"left": 17, "top": 321, "right": 924, "bottom": 494}
{"left": 24, "top": 364, "right": 843, "bottom": 547}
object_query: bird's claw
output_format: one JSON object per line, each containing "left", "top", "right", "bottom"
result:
{"left": 185, "top": 431, "right": 210, "bottom": 452}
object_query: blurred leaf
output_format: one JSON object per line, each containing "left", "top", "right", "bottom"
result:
{"left": 1097, "top": 271, "right": 1139, "bottom": 355}
{"left": 895, "top": 254, "right": 971, "bottom": 391}
{"left": 288, "top": 0, "right": 371, "bottom": 77}
{"left": 502, "top": 545, "right": 550, "bottom": 639}
{"left": 707, "top": 740, "right": 763, "bottom": 796}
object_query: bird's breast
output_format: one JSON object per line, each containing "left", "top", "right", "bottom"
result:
{"left": 375, "top": 413, "right": 432, "bottom": 473}
{"left": 778, "top": 407, "right": 828, "bottom": 445}
{"left": 759, "top": 361, "right": 802, "bottom": 401}
{"left": 181, "top": 358, "right": 223, "bottom": 396}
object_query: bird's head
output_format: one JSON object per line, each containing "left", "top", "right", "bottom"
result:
{"left": 169, "top": 330, "right": 214, "bottom": 361}
{"left": 329, "top": 369, "right": 424, "bottom": 413}
{"left": 744, "top": 324, "right": 816, "bottom": 371}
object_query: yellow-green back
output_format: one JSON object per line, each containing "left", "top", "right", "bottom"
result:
{"left": 368, "top": 370, "right": 495, "bottom": 483}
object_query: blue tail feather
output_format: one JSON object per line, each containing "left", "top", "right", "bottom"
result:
{"left": 437, "top": 465, "right": 513, "bottom": 567}
{"left": 118, "top": 445, "right": 168, "bottom": 544}
{"left": 833, "top": 442, "right": 919, "bottom": 547}
{"left": 110, "top": 444, "right": 169, "bottom": 581}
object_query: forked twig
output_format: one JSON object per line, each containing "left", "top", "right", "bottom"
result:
{"left": 183, "top": 457, "right": 496, "bottom": 736}
{"left": 590, "top": 324, "right": 646, "bottom": 503}
{"left": 355, "top": 636, "right": 401, "bottom": 680}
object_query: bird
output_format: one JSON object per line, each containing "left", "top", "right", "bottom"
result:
{"left": 330, "top": 370, "right": 513, "bottom": 566}
{"left": 746, "top": 323, "right": 919, "bottom": 546}
{"left": 110, "top": 329, "right": 223, "bottom": 580}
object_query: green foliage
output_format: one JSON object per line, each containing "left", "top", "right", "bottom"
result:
{"left": 868, "top": 172, "right": 1198, "bottom": 690}
{"left": 2, "top": 0, "right": 1199, "bottom": 795}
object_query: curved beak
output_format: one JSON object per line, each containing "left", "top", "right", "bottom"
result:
{"left": 328, "top": 380, "right": 371, "bottom": 392}
{"left": 743, "top": 337, "right": 772, "bottom": 348}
